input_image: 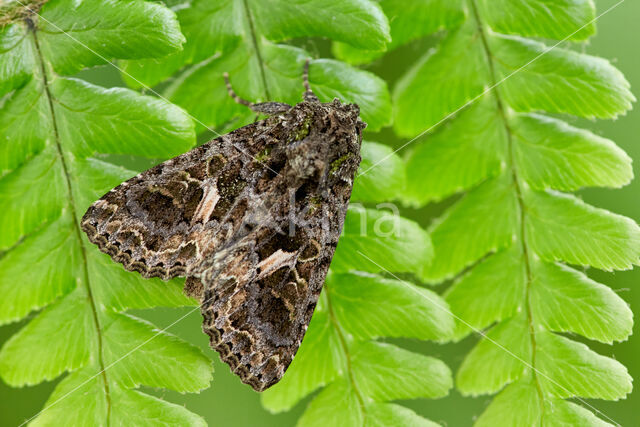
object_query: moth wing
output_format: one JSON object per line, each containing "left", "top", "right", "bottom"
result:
{"left": 81, "top": 125, "right": 264, "bottom": 280}
{"left": 194, "top": 197, "right": 346, "bottom": 391}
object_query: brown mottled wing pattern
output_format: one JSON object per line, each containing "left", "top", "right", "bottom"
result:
{"left": 82, "top": 119, "right": 275, "bottom": 280}
{"left": 82, "top": 98, "right": 364, "bottom": 391}
{"left": 195, "top": 227, "right": 331, "bottom": 391}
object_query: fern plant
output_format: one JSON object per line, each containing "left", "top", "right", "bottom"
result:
{"left": 1, "top": 0, "right": 458, "bottom": 425}
{"left": 0, "top": 0, "right": 213, "bottom": 424}
{"left": 349, "top": 0, "right": 635, "bottom": 425}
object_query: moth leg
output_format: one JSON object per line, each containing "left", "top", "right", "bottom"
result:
{"left": 223, "top": 72, "right": 291, "bottom": 114}
{"left": 302, "top": 59, "right": 319, "bottom": 103}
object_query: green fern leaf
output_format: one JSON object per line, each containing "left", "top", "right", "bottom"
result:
{"left": 35, "top": 0, "right": 184, "bottom": 74}
{"left": 333, "top": 0, "right": 465, "bottom": 64}
{"left": 365, "top": 403, "right": 440, "bottom": 427}
{"left": 445, "top": 248, "right": 524, "bottom": 339}
{"left": 296, "top": 380, "right": 363, "bottom": 427}
{"left": 525, "top": 190, "right": 640, "bottom": 271}
{"left": 101, "top": 314, "right": 211, "bottom": 392}
{"left": 394, "top": 18, "right": 634, "bottom": 135}
{"left": 394, "top": 19, "right": 490, "bottom": 136}
{"left": 475, "top": 379, "right": 613, "bottom": 427}
{"left": 332, "top": 206, "right": 433, "bottom": 273}
{"left": 530, "top": 261, "right": 632, "bottom": 343}
{"left": 350, "top": 341, "right": 452, "bottom": 401}
{"left": 535, "top": 332, "right": 631, "bottom": 400}
{"left": 0, "top": 292, "right": 93, "bottom": 386}
{"left": 456, "top": 314, "right": 531, "bottom": 395}
{"left": 352, "top": 141, "right": 406, "bottom": 202}
{"left": 512, "top": 114, "right": 633, "bottom": 191}
{"left": 403, "top": 98, "right": 505, "bottom": 205}
{"left": 327, "top": 272, "right": 453, "bottom": 341}
{"left": 479, "top": 0, "right": 596, "bottom": 40}
{"left": 122, "top": 0, "right": 390, "bottom": 88}
{"left": 248, "top": 0, "right": 390, "bottom": 49}
{"left": 0, "top": 1, "right": 212, "bottom": 424}
{"left": 422, "top": 177, "right": 519, "bottom": 282}
{"left": 473, "top": 380, "right": 542, "bottom": 427}
{"left": 492, "top": 35, "right": 634, "bottom": 119}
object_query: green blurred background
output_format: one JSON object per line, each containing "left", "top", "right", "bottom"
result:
{"left": 1, "top": 0, "right": 638, "bottom": 425}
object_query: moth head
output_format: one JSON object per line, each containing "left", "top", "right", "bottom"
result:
{"left": 282, "top": 99, "right": 364, "bottom": 186}
{"left": 328, "top": 98, "right": 366, "bottom": 143}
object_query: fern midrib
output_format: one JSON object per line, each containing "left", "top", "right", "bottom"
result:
{"left": 29, "top": 20, "right": 112, "bottom": 424}
{"left": 469, "top": 0, "right": 545, "bottom": 415}
{"left": 240, "top": 0, "right": 271, "bottom": 100}
{"left": 0, "top": 233, "right": 30, "bottom": 262}
{"left": 324, "top": 283, "right": 367, "bottom": 424}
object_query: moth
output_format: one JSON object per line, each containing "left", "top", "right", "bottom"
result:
{"left": 81, "top": 61, "right": 365, "bottom": 391}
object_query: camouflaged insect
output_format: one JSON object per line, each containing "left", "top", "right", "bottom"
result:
{"left": 81, "top": 62, "right": 365, "bottom": 391}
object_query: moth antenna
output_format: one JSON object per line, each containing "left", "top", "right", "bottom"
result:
{"left": 224, "top": 72, "right": 252, "bottom": 107}
{"left": 224, "top": 72, "right": 292, "bottom": 115}
{"left": 303, "top": 59, "right": 319, "bottom": 103}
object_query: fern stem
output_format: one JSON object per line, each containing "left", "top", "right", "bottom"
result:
{"left": 240, "top": 0, "right": 271, "bottom": 100}
{"left": 468, "top": 0, "right": 545, "bottom": 414}
{"left": 29, "top": 20, "right": 112, "bottom": 425}
{"left": 324, "top": 283, "right": 367, "bottom": 423}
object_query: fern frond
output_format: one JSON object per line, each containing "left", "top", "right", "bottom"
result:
{"left": 0, "top": 0, "right": 212, "bottom": 424}
{"left": 392, "top": 0, "right": 636, "bottom": 424}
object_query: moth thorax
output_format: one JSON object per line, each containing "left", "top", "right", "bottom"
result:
{"left": 286, "top": 140, "right": 328, "bottom": 182}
